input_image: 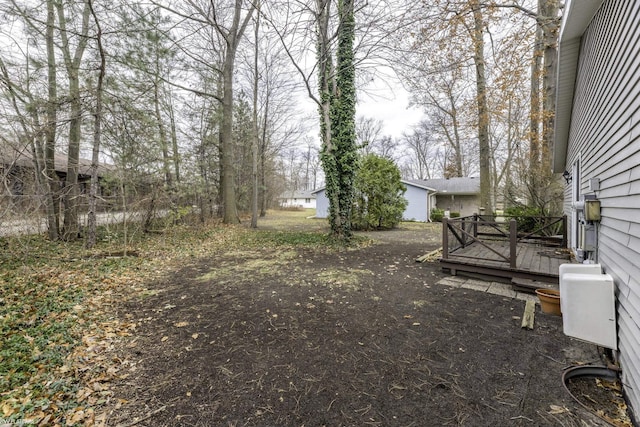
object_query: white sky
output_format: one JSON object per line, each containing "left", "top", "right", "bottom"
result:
{"left": 357, "top": 82, "right": 424, "bottom": 139}
{"left": 299, "top": 75, "right": 425, "bottom": 146}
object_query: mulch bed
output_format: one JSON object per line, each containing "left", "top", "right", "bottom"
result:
{"left": 106, "top": 227, "right": 610, "bottom": 426}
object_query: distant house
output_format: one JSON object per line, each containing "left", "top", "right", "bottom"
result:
{"left": 1, "top": 145, "right": 115, "bottom": 197}
{"left": 312, "top": 177, "right": 480, "bottom": 222}
{"left": 278, "top": 190, "right": 316, "bottom": 209}
{"left": 553, "top": 0, "right": 640, "bottom": 419}
{"left": 406, "top": 177, "right": 481, "bottom": 218}
{"left": 398, "top": 180, "right": 437, "bottom": 222}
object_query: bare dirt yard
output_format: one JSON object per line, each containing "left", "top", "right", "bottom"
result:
{"left": 107, "top": 211, "right": 609, "bottom": 426}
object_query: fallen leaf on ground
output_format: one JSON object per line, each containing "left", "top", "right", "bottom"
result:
{"left": 549, "top": 405, "right": 568, "bottom": 414}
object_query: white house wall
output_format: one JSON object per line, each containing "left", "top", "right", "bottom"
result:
{"left": 281, "top": 198, "right": 316, "bottom": 209}
{"left": 564, "top": 0, "right": 640, "bottom": 417}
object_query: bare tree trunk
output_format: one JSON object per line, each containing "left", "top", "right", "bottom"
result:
{"left": 250, "top": 2, "right": 260, "bottom": 228}
{"left": 154, "top": 72, "right": 172, "bottom": 188}
{"left": 259, "top": 98, "right": 269, "bottom": 217}
{"left": 470, "top": 0, "right": 493, "bottom": 216}
{"left": 529, "top": 20, "right": 542, "bottom": 173}
{"left": 219, "top": 0, "right": 255, "bottom": 224}
{"left": 448, "top": 91, "right": 463, "bottom": 177}
{"left": 57, "top": 0, "right": 91, "bottom": 241}
{"left": 44, "top": 0, "right": 59, "bottom": 240}
{"left": 168, "top": 90, "right": 181, "bottom": 184}
{"left": 86, "top": 0, "right": 105, "bottom": 249}
{"left": 540, "top": 0, "right": 559, "bottom": 174}
{"left": 62, "top": 72, "right": 82, "bottom": 240}
{"left": 221, "top": 49, "right": 239, "bottom": 223}
{"left": 523, "top": 0, "right": 560, "bottom": 213}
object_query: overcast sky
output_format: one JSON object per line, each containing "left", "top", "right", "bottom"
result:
{"left": 357, "top": 81, "right": 424, "bottom": 139}
{"left": 298, "top": 74, "right": 425, "bottom": 147}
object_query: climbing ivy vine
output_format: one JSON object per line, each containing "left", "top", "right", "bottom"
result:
{"left": 318, "top": 0, "right": 357, "bottom": 241}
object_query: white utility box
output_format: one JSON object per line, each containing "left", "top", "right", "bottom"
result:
{"left": 558, "top": 264, "right": 603, "bottom": 314}
{"left": 559, "top": 264, "right": 617, "bottom": 350}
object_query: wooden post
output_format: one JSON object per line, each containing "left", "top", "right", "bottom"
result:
{"left": 473, "top": 213, "right": 478, "bottom": 238}
{"left": 521, "top": 300, "right": 536, "bottom": 330}
{"left": 510, "top": 219, "right": 517, "bottom": 269}
{"left": 562, "top": 214, "right": 568, "bottom": 248}
{"left": 442, "top": 217, "right": 449, "bottom": 260}
{"left": 461, "top": 217, "right": 466, "bottom": 247}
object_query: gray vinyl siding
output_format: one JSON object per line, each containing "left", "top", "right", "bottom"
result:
{"left": 403, "top": 185, "right": 428, "bottom": 222}
{"left": 564, "top": 0, "right": 640, "bottom": 417}
{"left": 313, "top": 184, "right": 430, "bottom": 222}
{"left": 434, "top": 194, "right": 478, "bottom": 218}
{"left": 313, "top": 189, "right": 329, "bottom": 219}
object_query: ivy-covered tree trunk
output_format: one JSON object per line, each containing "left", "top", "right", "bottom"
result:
{"left": 319, "top": 0, "right": 357, "bottom": 240}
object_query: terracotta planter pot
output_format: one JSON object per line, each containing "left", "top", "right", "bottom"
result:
{"left": 536, "top": 288, "right": 561, "bottom": 316}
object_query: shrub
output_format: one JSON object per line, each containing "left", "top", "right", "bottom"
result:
{"left": 278, "top": 206, "right": 304, "bottom": 212}
{"left": 352, "top": 154, "right": 407, "bottom": 230}
{"left": 430, "top": 208, "right": 445, "bottom": 222}
{"left": 505, "top": 205, "right": 543, "bottom": 233}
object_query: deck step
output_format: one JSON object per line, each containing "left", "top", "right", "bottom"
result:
{"left": 511, "top": 277, "right": 558, "bottom": 294}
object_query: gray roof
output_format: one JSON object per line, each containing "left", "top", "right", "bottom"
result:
{"left": 405, "top": 177, "right": 480, "bottom": 195}
{"left": 313, "top": 178, "right": 479, "bottom": 195}
{"left": 553, "top": 0, "right": 604, "bottom": 172}
{"left": 401, "top": 180, "right": 436, "bottom": 192}
{"left": 278, "top": 190, "right": 316, "bottom": 199}
{"left": 1, "top": 144, "right": 115, "bottom": 177}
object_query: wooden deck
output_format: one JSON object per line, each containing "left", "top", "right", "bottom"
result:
{"left": 439, "top": 215, "right": 571, "bottom": 289}
{"left": 440, "top": 240, "right": 570, "bottom": 285}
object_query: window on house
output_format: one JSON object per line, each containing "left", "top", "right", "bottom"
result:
{"left": 305, "top": 198, "right": 311, "bottom": 203}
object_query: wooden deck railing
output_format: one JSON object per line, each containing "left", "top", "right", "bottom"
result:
{"left": 441, "top": 214, "right": 567, "bottom": 269}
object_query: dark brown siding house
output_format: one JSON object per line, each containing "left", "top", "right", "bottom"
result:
{"left": 1, "top": 144, "right": 115, "bottom": 212}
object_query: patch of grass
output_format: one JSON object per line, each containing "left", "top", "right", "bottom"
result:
{"left": 241, "top": 230, "right": 333, "bottom": 247}
{"left": 412, "top": 300, "right": 430, "bottom": 308}
{"left": 315, "top": 268, "right": 373, "bottom": 292}
{"left": 0, "top": 211, "right": 374, "bottom": 424}
{"left": 196, "top": 249, "right": 300, "bottom": 283}
{"left": 397, "top": 221, "right": 439, "bottom": 231}
{"left": 241, "top": 230, "right": 371, "bottom": 249}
